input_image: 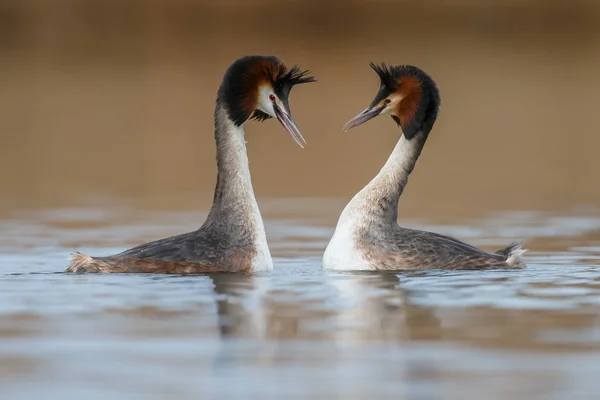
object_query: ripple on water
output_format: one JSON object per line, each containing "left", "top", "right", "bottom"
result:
{"left": 2, "top": 204, "right": 600, "bottom": 399}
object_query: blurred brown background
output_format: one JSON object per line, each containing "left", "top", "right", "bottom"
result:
{"left": 1, "top": 0, "right": 599, "bottom": 219}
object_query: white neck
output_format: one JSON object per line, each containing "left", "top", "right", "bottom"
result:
{"left": 343, "top": 134, "right": 419, "bottom": 224}
{"left": 213, "top": 106, "right": 254, "bottom": 201}
{"left": 323, "top": 134, "right": 421, "bottom": 271}
{"left": 204, "top": 105, "right": 272, "bottom": 271}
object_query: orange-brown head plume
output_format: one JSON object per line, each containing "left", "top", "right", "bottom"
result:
{"left": 217, "top": 55, "right": 315, "bottom": 147}
{"left": 218, "top": 55, "right": 315, "bottom": 127}
{"left": 343, "top": 63, "right": 440, "bottom": 140}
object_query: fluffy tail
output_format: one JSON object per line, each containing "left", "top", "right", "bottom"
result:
{"left": 495, "top": 241, "right": 527, "bottom": 267}
{"left": 66, "top": 252, "right": 104, "bottom": 273}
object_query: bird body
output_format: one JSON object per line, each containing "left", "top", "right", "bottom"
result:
{"left": 323, "top": 63, "right": 526, "bottom": 271}
{"left": 66, "top": 55, "right": 314, "bottom": 274}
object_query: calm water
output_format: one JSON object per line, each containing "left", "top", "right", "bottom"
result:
{"left": 1, "top": 198, "right": 600, "bottom": 399}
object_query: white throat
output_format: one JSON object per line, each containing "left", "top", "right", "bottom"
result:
{"left": 323, "top": 135, "right": 418, "bottom": 271}
{"left": 211, "top": 106, "right": 273, "bottom": 272}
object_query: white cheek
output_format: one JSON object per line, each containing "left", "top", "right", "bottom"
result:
{"left": 382, "top": 96, "right": 402, "bottom": 115}
{"left": 381, "top": 105, "right": 396, "bottom": 116}
{"left": 256, "top": 87, "right": 275, "bottom": 116}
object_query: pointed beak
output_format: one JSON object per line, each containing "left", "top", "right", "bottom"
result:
{"left": 273, "top": 103, "right": 307, "bottom": 148}
{"left": 342, "top": 105, "right": 385, "bottom": 132}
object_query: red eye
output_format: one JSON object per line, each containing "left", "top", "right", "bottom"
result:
{"left": 269, "top": 94, "right": 276, "bottom": 102}
{"left": 385, "top": 99, "right": 391, "bottom": 104}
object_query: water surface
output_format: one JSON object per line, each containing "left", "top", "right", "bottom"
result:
{"left": 1, "top": 199, "right": 600, "bottom": 399}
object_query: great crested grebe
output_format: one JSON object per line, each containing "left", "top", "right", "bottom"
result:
{"left": 323, "top": 63, "right": 526, "bottom": 271}
{"left": 67, "top": 55, "right": 315, "bottom": 274}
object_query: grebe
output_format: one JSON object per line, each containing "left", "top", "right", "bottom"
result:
{"left": 67, "top": 55, "right": 315, "bottom": 274}
{"left": 323, "top": 63, "right": 526, "bottom": 271}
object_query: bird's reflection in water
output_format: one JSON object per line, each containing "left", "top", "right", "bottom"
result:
{"left": 172, "top": 270, "right": 592, "bottom": 398}
{"left": 325, "top": 271, "right": 442, "bottom": 342}
{"left": 205, "top": 270, "right": 443, "bottom": 391}
{"left": 208, "top": 273, "right": 271, "bottom": 339}
{"left": 205, "top": 271, "right": 449, "bottom": 341}
{"left": 204, "top": 268, "right": 596, "bottom": 399}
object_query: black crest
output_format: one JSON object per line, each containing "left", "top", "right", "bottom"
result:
{"left": 218, "top": 55, "right": 315, "bottom": 126}
{"left": 273, "top": 65, "right": 316, "bottom": 103}
{"left": 367, "top": 62, "right": 401, "bottom": 110}
{"left": 369, "top": 62, "right": 401, "bottom": 91}
{"left": 252, "top": 64, "right": 315, "bottom": 122}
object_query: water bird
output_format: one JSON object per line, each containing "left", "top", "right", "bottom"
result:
{"left": 322, "top": 63, "right": 526, "bottom": 271}
{"left": 67, "top": 55, "right": 315, "bottom": 274}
